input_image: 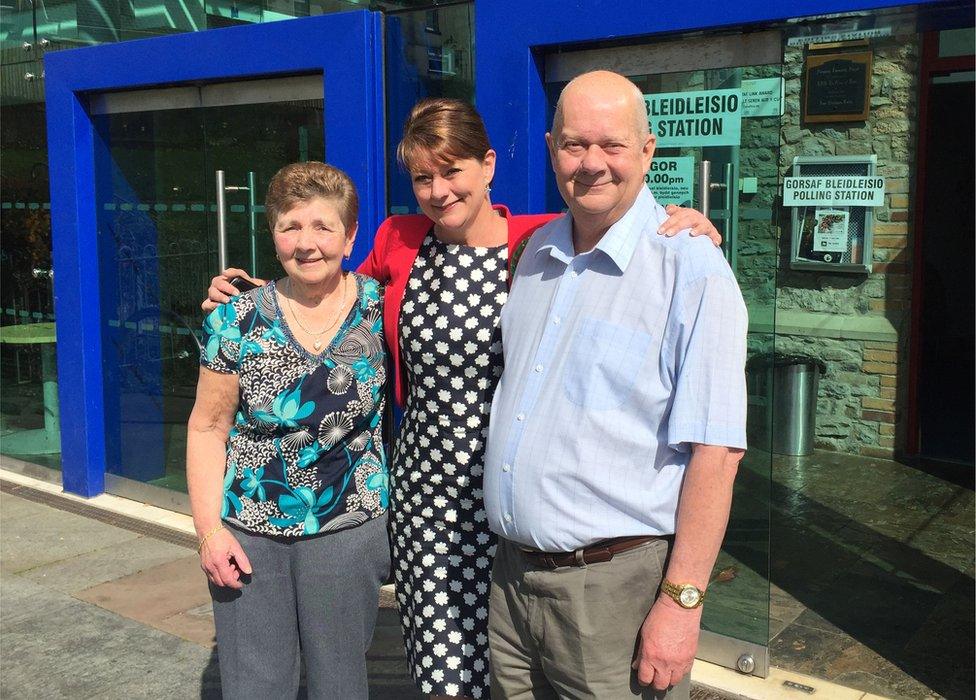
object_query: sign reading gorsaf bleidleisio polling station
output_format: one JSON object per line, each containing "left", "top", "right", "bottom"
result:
{"left": 783, "top": 175, "right": 885, "bottom": 207}
{"left": 645, "top": 89, "right": 742, "bottom": 147}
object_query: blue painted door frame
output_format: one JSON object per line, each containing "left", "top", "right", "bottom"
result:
{"left": 44, "top": 11, "right": 385, "bottom": 496}
{"left": 474, "top": 0, "right": 945, "bottom": 216}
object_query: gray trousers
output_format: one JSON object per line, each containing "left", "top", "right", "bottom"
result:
{"left": 488, "top": 537, "right": 691, "bottom": 700}
{"left": 210, "top": 514, "right": 390, "bottom": 700}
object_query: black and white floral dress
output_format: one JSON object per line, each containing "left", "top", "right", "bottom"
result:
{"left": 390, "top": 234, "right": 508, "bottom": 698}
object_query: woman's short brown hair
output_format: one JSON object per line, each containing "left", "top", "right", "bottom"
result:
{"left": 265, "top": 161, "right": 359, "bottom": 232}
{"left": 397, "top": 98, "right": 492, "bottom": 171}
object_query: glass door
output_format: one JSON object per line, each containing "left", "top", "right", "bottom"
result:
{"left": 0, "top": 52, "right": 61, "bottom": 470}
{"left": 91, "top": 76, "right": 324, "bottom": 504}
{"left": 545, "top": 32, "right": 782, "bottom": 675}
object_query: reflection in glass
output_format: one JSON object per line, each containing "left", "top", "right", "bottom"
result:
{"left": 384, "top": 4, "right": 475, "bottom": 214}
{"left": 94, "top": 93, "right": 324, "bottom": 493}
{"left": 0, "top": 92, "right": 61, "bottom": 470}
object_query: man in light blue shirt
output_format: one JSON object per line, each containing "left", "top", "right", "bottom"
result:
{"left": 485, "top": 71, "right": 748, "bottom": 699}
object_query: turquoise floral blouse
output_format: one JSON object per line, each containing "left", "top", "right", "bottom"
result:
{"left": 200, "top": 273, "right": 388, "bottom": 537}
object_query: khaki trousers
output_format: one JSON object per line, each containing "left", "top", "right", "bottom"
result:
{"left": 488, "top": 537, "right": 691, "bottom": 700}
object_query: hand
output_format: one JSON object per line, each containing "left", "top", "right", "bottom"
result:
{"left": 198, "top": 527, "right": 253, "bottom": 589}
{"left": 658, "top": 204, "right": 723, "bottom": 247}
{"left": 632, "top": 597, "right": 702, "bottom": 690}
{"left": 201, "top": 268, "right": 265, "bottom": 312}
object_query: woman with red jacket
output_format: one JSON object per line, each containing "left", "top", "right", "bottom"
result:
{"left": 206, "top": 98, "right": 718, "bottom": 700}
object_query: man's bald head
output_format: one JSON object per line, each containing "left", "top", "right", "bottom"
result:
{"left": 545, "top": 70, "right": 657, "bottom": 244}
{"left": 551, "top": 70, "right": 650, "bottom": 139}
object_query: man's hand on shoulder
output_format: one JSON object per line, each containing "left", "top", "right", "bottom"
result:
{"left": 632, "top": 596, "right": 702, "bottom": 690}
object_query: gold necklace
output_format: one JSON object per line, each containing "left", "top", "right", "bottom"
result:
{"left": 285, "top": 274, "right": 349, "bottom": 351}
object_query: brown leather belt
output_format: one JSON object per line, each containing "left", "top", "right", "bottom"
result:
{"left": 518, "top": 535, "right": 666, "bottom": 569}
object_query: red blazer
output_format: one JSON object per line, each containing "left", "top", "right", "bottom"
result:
{"left": 358, "top": 205, "right": 556, "bottom": 408}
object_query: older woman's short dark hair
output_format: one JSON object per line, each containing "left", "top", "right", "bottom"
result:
{"left": 397, "top": 98, "right": 492, "bottom": 171}
{"left": 265, "top": 161, "right": 359, "bottom": 232}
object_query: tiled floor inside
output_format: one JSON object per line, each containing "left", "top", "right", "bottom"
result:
{"left": 705, "top": 451, "right": 974, "bottom": 700}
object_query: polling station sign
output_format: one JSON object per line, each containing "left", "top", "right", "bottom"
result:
{"left": 645, "top": 157, "right": 694, "bottom": 206}
{"left": 645, "top": 89, "right": 742, "bottom": 147}
{"left": 783, "top": 176, "right": 885, "bottom": 206}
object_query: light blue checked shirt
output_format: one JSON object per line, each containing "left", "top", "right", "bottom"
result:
{"left": 483, "top": 188, "right": 748, "bottom": 551}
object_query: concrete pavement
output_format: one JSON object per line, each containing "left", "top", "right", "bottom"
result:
{"left": 0, "top": 477, "right": 739, "bottom": 699}
{"left": 0, "top": 482, "right": 420, "bottom": 699}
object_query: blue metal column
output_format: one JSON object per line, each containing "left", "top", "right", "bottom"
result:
{"left": 45, "top": 11, "right": 386, "bottom": 496}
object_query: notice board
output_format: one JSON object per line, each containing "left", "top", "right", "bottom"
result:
{"left": 786, "top": 156, "right": 880, "bottom": 273}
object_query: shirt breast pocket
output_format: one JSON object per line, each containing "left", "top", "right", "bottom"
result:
{"left": 562, "top": 317, "right": 652, "bottom": 411}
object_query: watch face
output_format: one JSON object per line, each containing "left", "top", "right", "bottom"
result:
{"left": 678, "top": 587, "right": 701, "bottom": 608}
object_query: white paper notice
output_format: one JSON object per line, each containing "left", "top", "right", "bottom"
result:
{"left": 813, "top": 209, "right": 849, "bottom": 254}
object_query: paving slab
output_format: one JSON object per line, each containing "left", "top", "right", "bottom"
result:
{"left": 367, "top": 608, "right": 424, "bottom": 699}
{"left": 20, "top": 534, "right": 192, "bottom": 594}
{"left": 75, "top": 554, "right": 213, "bottom": 645}
{"left": 0, "top": 492, "right": 41, "bottom": 522}
{"left": 1, "top": 502, "right": 141, "bottom": 574}
{"left": 1, "top": 575, "right": 218, "bottom": 699}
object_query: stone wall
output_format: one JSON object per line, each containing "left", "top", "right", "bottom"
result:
{"left": 773, "top": 23, "right": 918, "bottom": 457}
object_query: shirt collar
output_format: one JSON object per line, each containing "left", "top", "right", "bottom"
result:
{"left": 536, "top": 188, "right": 661, "bottom": 272}
{"left": 592, "top": 187, "right": 659, "bottom": 272}
{"left": 536, "top": 214, "right": 575, "bottom": 266}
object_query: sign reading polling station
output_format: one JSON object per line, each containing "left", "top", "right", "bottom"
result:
{"left": 644, "top": 89, "right": 743, "bottom": 147}
{"left": 783, "top": 176, "right": 885, "bottom": 207}
{"left": 644, "top": 157, "right": 694, "bottom": 206}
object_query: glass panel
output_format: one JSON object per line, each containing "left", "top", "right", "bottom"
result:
{"left": 0, "top": 5, "right": 37, "bottom": 57}
{"left": 544, "top": 60, "right": 780, "bottom": 649}
{"left": 94, "top": 105, "right": 209, "bottom": 492}
{"left": 94, "top": 85, "right": 324, "bottom": 495}
{"left": 383, "top": 3, "right": 475, "bottom": 214}
{"left": 0, "top": 60, "right": 61, "bottom": 471}
{"left": 203, "top": 98, "right": 325, "bottom": 281}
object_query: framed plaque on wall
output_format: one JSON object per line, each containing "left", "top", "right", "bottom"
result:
{"left": 803, "top": 50, "right": 872, "bottom": 123}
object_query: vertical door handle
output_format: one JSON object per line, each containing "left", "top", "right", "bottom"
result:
{"left": 699, "top": 160, "right": 712, "bottom": 219}
{"left": 215, "top": 170, "right": 228, "bottom": 272}
{"left": 718, "top": 162, "right": 733, "bottom": 215}
{"left": 247, "top": 171, "right": 257, "bottom": 274}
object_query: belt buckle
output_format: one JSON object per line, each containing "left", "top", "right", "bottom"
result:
{"left": 573, "top": 548, "right": 586, "bottom": 567}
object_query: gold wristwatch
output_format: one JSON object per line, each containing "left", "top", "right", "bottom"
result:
{"left": 660, "top": 579, "right": 706, "bottom": 609}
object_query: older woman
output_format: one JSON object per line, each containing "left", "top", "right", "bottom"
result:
{"left": 205, "top": 98, "right": 719, "bottom": 700}
{"left": 187, "top": 161, "right": 390, "bottom": 699}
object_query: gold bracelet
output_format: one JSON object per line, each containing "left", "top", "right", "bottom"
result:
{"left": 197, "top": 523, "right": 225, "bottom": 553}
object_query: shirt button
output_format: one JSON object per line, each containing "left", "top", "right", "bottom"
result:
{"left": 504, "top": 513, "right": 513, "bottom": 522}
{"left": 516, "top": 413, "right": 525, "bottom": 422}
{"left": 571, "top": 269, "right": 579, "bottom": 277}
{"left": 534, "top": 364, "right": 543, "bottom": 373}
{"left": 502, "top": 463, "right": 511, "bottom": 472}
{"left": 552, "top": 316, "right": 561, "bottom": 325}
